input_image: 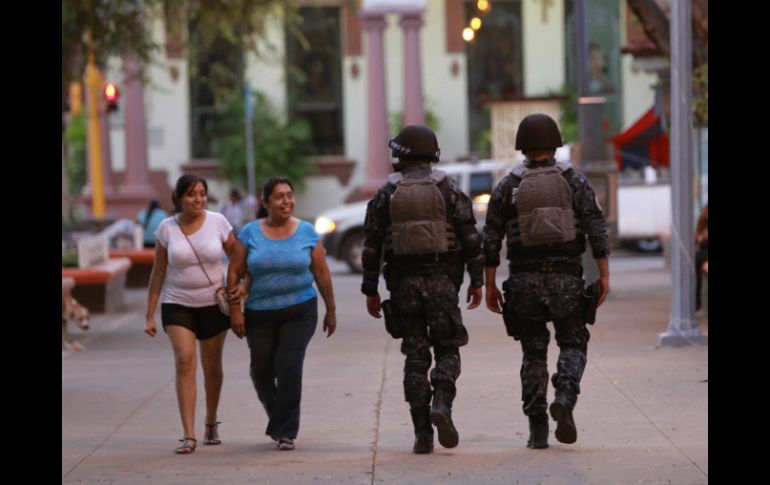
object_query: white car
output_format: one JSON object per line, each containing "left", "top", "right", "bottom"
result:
{"left": 315, "top": 159, "right": 510, "bottom": 273}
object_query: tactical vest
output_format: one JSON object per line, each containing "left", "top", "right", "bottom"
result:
{"left": 506, "top": 162, "right": 577, "bottom": 247}
{"left": 386, "top": 170, "right": 455, "bottom": 256}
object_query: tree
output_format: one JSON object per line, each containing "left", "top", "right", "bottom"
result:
{"left": 626, "top": 0, "right": 708, "bottom": 124}
{"left": 61, "top": 1, "right": 304, "bottom": 130}
{"left": 213, "top": 90, "right": 314, "bottom": 193}
{"left": 61, "top": 0, "right": 302, "bottom": 216}
{"left": 626, "top": 0, "right": 707, "bottom": 67}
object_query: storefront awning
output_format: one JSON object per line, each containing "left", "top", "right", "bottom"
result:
{"left": 610, "top": 107, "right": 669, "bottom": 170}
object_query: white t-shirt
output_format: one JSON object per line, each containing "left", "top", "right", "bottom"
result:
{"left": 155, "top": 210, "right": 233, "bottom": 307}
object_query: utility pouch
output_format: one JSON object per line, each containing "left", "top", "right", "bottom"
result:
{"left": 582, "top": 280, "right": 602, "bottom": 325}
{"left": 381, "top": 299, "right": 404, "bottom": 339}
{"left": 502, "top": 294, "right": 523, "bottom": 340}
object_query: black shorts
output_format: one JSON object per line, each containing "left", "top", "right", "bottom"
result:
{"left": 161, "top": 303, "right": 230, "bottom": 340}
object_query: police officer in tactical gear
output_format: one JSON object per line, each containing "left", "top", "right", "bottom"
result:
{"left": 362, "top": 125, "right": 484, "bottom": 454}
{"left": 482, "top": 113, "right": 610, "bottom": 449}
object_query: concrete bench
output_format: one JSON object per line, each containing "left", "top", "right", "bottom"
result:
{"left": 61, "top": 258, "right": 132, "bottom": 313}
{"left": 109, "top": 248, "right": 155, "bottom": 288}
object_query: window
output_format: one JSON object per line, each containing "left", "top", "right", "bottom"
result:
{"left": 469, "top": 172, "right": 493, "bottom": 197}
{"left": 465, "top": 0, "right": 523, "bottom": 156}
{"left": 286, "top": 7, "right": 344, "bottom": 155}
{"left": 564, "top": 0, "right": 622, "bottom": 140}
{"left": 188, "top": 25, "right": 244, "bottom": 159}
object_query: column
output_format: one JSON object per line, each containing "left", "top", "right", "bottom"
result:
{"left": 360, "top": 13, "right": 390, "bottom": 193}
{"left": 400, "top": 13, "right": 425, "bottom": 126}
{"left": 121, "top": 52, "right": 153, "bottom": 194}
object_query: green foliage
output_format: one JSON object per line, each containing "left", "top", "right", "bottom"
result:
{"left": 213, "top": 90, "right": 314, "bottom": 193}
{"left": 473, "top": 129, "right": 492, "bottom": 157}
{"left": 554, "top": 84, "right": 579, "bottom": 143}
{"left": 62, "top": 251, "right": 79, "bottom": 268}
{"left": 389, "top": 101, "right": 441, "bottom": 135}
{"left": 64, "top": 114, "right": 87, "bottom": 200}
{"left": 61, "top": 1, "right": 298, "bottom": 117}
{"left": 61, "top": 0, "right": 163, "bottom": 108}
{"left": 693, "top": 63, "right": 708, "bottom": 126}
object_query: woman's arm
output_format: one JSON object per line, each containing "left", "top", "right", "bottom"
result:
{"left": 145, "top": 244, "right": 168, "bottom": 337}
{"left": 224, "top": 234, "right": 248, "bottom": 339}
{"left": 310, "top": 240, "right": 337, "bottom": 337}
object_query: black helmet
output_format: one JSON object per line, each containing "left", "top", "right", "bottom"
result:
{"left": 515, "top": 114, "right": 563, "bottom": 151}
{"left": 388, "top": 125, "right": 441, "bottom": 162}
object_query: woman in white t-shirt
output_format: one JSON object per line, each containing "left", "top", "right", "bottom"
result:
{"left": 144, "top": 174, "right": 241, "bottom": 455}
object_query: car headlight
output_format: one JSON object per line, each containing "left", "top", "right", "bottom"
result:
{"left": 314, "top": 216, "right": 337, "bottom": 235}
{"left": 473, "top": 193, "right": 491, "bottom": 211}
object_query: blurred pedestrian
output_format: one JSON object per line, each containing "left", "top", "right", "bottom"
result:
{"left": 137, "top": 198, "right": 168, "bottom": 248}
{"left": 144, "top": 174, "right": 240, "bottom": 454}
{"left": 695, "top": 204, "right": 708, "bottom": 311}
{"left": 226, "top": 176, "right": 337, "bottom": 451}
{"left": 220, "top": 188, "right": 246, "bottom": 235}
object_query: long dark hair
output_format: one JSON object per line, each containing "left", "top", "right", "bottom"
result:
{"left": 172, "top": 174, "right": 208, "bottom": 213}
{"left": 143, "top": 198, "right": 161, "bottom": 229}
{"left": 257, "top": 177, "right": 294, "bottom": 218}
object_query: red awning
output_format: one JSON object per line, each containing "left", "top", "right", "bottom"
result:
{"left": 611, "top": 108, "right": 669, "bottom": 169}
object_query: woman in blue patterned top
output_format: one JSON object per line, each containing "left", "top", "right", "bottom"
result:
{"left": 226, "top": 177, "right": 337, "bottom": 451}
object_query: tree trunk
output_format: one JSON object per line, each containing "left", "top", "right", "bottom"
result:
{"left": 626, "top": 0, "right": 707, "bottom": 68}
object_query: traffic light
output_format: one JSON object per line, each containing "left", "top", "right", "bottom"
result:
{"left": 104, "top": 82, "right": 119, "bottom": 112}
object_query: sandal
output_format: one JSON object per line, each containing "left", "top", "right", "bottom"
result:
{"left": 276, "top": 438, "right": 295, "bottom": 451}
{"left": 175, "top": 437, "right": 197, "bottom": 454}
{"left": 204, "top": 421, "right": 222, "bottom": 445}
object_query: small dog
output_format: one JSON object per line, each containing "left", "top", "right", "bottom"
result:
{"left": 62, "top": 294, "right": 90, "bottom": 352}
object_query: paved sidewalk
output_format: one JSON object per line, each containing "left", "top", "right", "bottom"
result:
{"left": 62, "top": 255, "right": 707, "bottom": 484}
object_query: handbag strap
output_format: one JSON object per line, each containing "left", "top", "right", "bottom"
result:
{"left": 176, "top": 216, "right": 216, "bottom": 288}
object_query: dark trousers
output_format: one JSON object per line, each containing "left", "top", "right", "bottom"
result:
{"left": 519, "top": 317, "right": 589, "bottom": 416}
{"left": 502, "top": 272, "right": 589, "bottom": 416}
{"left": 245, "top": 297, "right": 318, "bottom": 439}
{"left": 393, "top": 274, "right": 467, "bottom": 409}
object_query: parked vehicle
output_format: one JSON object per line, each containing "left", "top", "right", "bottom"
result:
{"left": 616, "top": 182, "right": 671, "bottom": 252}
{"left": 315, "top": 159, "right": 509, "bottom": 273}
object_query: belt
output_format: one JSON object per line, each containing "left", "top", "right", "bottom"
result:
{"left": 508, "top": 260, "right": 583, "bottom": 276}
{"left": 390, "top": 252, "right": 456, "bottom": 265}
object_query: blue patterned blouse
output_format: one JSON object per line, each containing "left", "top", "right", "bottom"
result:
{"left": 239, "top": 219, "right": 319, "bottom": 310}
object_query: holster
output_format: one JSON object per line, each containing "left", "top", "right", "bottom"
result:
{"left": 381, "top": 299, "right": 404, "bottom": 339}
{"left": 582, "top": 279, "right": 602, "bottom": 325}
{"left": 501, "top": 281, "right": 524, "bottom": 340}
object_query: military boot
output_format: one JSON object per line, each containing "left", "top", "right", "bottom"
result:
{"left": 526, "top": 414, "right": 549, "bottom": 449}
{"left": 430, "top": 389, "right": 459, "bottom": 448}
{"left": 410, "top": 407, "right": 434, "bottom": 454}
{"left": 549, "top": 394, "right": 577, "bottom": 444}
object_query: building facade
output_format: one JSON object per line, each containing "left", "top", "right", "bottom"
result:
{"left": 97, "top": 0, "right": 655, "bottom": 220}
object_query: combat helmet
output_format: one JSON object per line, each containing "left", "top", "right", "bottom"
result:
{"left": 515, "top": 114, "right": 563, "bottom": 151}
{"left": 388, "top": 125, "right": 441, "bottom": 162}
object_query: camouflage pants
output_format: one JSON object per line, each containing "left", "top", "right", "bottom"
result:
{"left": 392, "top": 273, "right": 468, "bottom": 409}
{"left": 502, "top": 272, "right": 590, "bottom": 417}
